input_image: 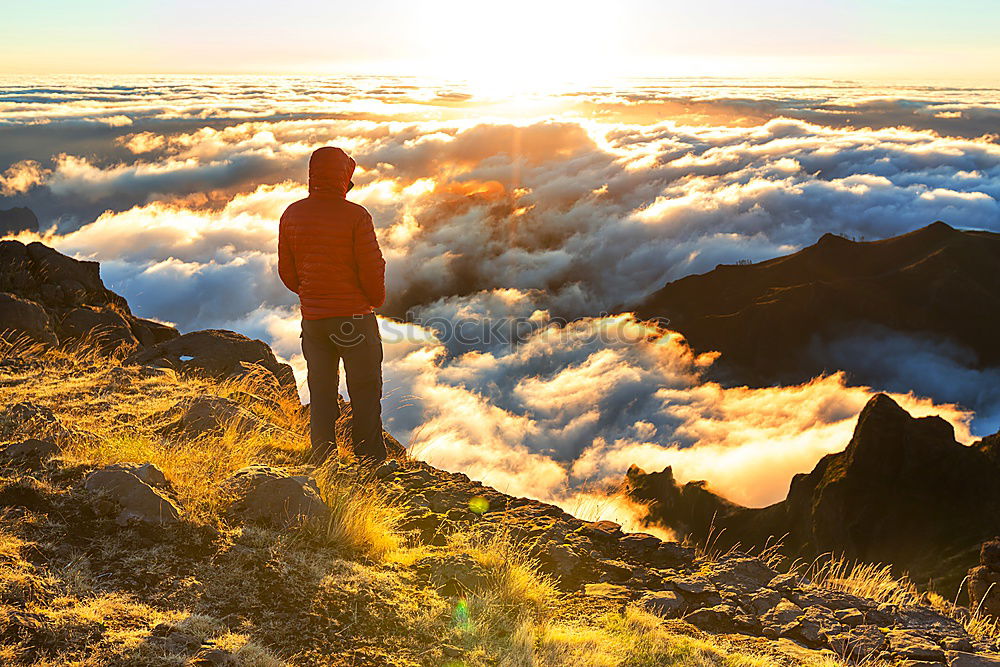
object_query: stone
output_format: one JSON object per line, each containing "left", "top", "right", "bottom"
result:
{"left": 683, "top": 605, "right": 740, "bottom": 633}
{"left": 654, "top": 541, "right": 695, "bottom": 567}
{"left": 1, "top": 438, "right": 60, "bottom": 460}
{"left": 374, "top": 460, "right": 401, "bottom": 479}
{"left": 708, "top": 557, "right": 778, "bottom": 593}
{"left": 947, "top": 651, "right": 1000, "bottom": 666}
{"left": 596, "top": 558, "right": 633, "bottom": 582}
{"left": 0, "top": 293, "right": 57, "bottom": 345}
{"left": 888, "top": 630, "right": 946, "bottom": 662}
{"left": 981, "top": 539, "right": 1000, "bottom": 572}
{"left": 580, "top": 520, "right": 624, "bottom": 542}
{"left": 825, "top": 625, "right": 888, "bottom": 662}
{"left": 189, "top": 647, "right": 236, "bottom": 666}
{"left": 105, "top": 462, "right": 170, "bottom": 489}
{"left": 762, "top": 600, "right": 805, "bottom": 637}
{"left": 221, "top": 465, "right": 328, "bottom": 526}
{"left": 127, "top": 329, "right": 295, "bottom": 389}
{"left": 619, "top": 532, "right": 661, "bottom": 556}
{"left": 793, "top": 606, "right": 843, "bottom": 647}
{"left": 642, "top": 590, "right": 686, "bottom": 618}
{"left": 542, "top": 543, "right": 582, "bottom": 580}
{"left": 583, "top": 582, "right": 629, "bottom": 598}
{"left": 59, "top": 305, "right": 139, "bottom": 352}
{"left": 164, "top": 395, "right": 269, "bottom": 435}
{"left": 671, "top": 575, "right": 717, "bottom": 596}
{"left": 163, "top": 630, "right": 202, "bottom": 654}
{"left": 84, "top": 466, "right": 181, "bottom": 525}
{"left": 893, "top": 605, "right": 969, "bottom": 645}
{"left": 747, "top": 588, "right": 783, "bottom": 616}
{"left": 768, "top": 572, "right": 798, "bottom": 592}
{"left": 834, "top": 608, "right": 866, "bottom": 627}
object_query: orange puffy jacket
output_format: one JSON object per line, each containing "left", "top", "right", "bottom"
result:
{"left": 277, "top": 147, "right": 386, "bottom": 319}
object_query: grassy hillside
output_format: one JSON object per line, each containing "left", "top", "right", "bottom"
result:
{"left": 0, "top": 337, "right": 821, "bottom": 666}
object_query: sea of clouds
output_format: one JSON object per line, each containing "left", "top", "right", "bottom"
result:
{"left": 2, "top": 76, "right": 999, "bottom": 524}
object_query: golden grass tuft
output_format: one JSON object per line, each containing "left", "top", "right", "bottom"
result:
{"left": 311, "top": 465, "right": 405, "bottom": 559}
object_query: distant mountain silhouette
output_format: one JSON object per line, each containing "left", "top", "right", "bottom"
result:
{"left": 0, "top": 207, "right": 38, "bottom": 236}
{"left": 626, "top": 393, "right": 1000, "bottom": 591}
{"left": 636, "top": 221, "right": 1000, "bottom": 385}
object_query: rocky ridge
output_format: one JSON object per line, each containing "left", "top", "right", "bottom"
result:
{"left": 626, "top": 394, "right": 1000, "bottom": 595}
{"left": 636, "top": 221, "right": 1000, "bottom": 385}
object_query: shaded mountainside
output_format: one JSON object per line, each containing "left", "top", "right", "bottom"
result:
{"left": 636, "top": 221, "right": 1000, "bottom": 385}
{"left": 626, "top": 394, "right": 1000, "bottom": 592}
{"left": 0, "top": 207, "right": 38, "bottom": 236}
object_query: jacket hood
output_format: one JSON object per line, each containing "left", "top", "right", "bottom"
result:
{"left": 309, "top": 147, "right": 356, "bottom": 196}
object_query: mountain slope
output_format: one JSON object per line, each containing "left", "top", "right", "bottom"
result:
{"left": 636, "top": 221, "right": 1000, "bottom": 385}
{"left": 3, "top": 243, "right": 999, "bottom": 663}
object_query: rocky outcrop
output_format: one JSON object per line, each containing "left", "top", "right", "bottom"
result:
{"left": 0, "top": 207, "right": 38, "bottom": 235}
{"left": 372, "top": 456, "right": 999, "bottom": 661}
{"left": 0, "top": 239, "right": 178, "bottom": 351}
{"left": 126, "top": 330, "right": 295, "bottom": 391}
{"left": 83, "top": 463, "right": 181, "bottom": 525}
{"left": 221, "top": 465, "right": 328, "bottom": 526}
{"left": 1, "top": 438, "right": 60, "bottom": 460}
{"left": 0, "top": 241, "right": 299, "bottom": 391}
{"left": 626, "top": 394, "right": 1000, "bottom": 591}
{"left": 0, "top": 292, "right": 57, "bottom": 344}
{"left": 969, "top": 539, "right": 1000, "bottom": 619}
{"left": 636, "top": 221, "right": 1000, "bottom": 385}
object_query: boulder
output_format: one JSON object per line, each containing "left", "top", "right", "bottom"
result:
{"left": 762, "top": 599, "right": 805, "bottom": 637}
{"left": 0, "top": 293, "right": 57, "bottom": 344}
{"left": 127, "top": 329, "right": 295, "bottom": 390}
{"left": 221, "top": 465, "right": 328, "bottom": 526}
{"left": 642, "top": 590, "right": 687, "bottom": 618}
{"left": 104, "top": 462, "right": 171, "bottom": 489}
{"left": 970, "top": 538, "right": 1000, "bottom": 618}
{"left": 579, "top": 520, "right": 624, "bottom": 543}
{"left": 132, "top": 317, "right": 180, "bottom": 347}
{"left": 84, "top": 465, "right": 181, "bottom": 525}
{"left": 163, "top": 395, "right": 270, "bottom": 436}
{"left": 947, "top": 651, "right": 1000, "bottom": 666}
{"left": 824, "top": 625, "right": 887, "bottom": 662}
{"left": 654, "top": 541, "right": 695, "bottom": 567}
{"left": 619, "top": 532, "right": 660, "bottom": 557}
{"left": 888, "top": 629, "right": 946, "bottom": 662}
{"left": 1, "top": 438, "right": 60, "bottom": 460}
{"left": 707, "top": 557, "right": 777, "bottom": 593}
{"left": 682, "top": 604, "right": 758, "bottom": 634}
{"left": 59, "top": 305, "right": 138, "bottom": 352}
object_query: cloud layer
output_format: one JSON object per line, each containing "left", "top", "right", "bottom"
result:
{"left": 3, "top": 77, "right": 999, "bottom": 520}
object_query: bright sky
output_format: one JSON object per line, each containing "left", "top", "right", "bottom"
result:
{"left": 3, "top": 0, "right": 999, "bottom": 83}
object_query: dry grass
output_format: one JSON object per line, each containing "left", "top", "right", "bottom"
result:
{"left": 802, "top": 555, "right": 922, "bottom": 608}
{"left": 799, "top": 554, "right": 1000, "bottom": 646}
{"left": 0, "top": 337, "right": 860, "bottom": 665}
{"left": 311, "top": 464, "right": 405, "bottom": 559}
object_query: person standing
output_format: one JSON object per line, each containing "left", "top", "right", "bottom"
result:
{"left": 277, "top": 147, "right": 387, "bottom": 463}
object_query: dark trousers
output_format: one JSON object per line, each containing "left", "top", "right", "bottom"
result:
{"left": 301, "top": 313, "right": 386, "bottom": 462}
